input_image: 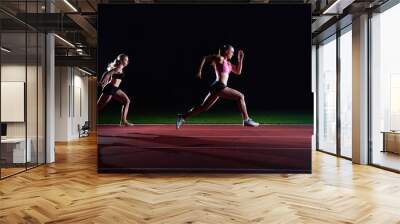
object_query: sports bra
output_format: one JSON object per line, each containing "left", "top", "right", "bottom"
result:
{"left": 112, "top": 72, "right": 125, "bottom": 80}
{"left": 215, "top": 58, "right": 232, "bottom": 74}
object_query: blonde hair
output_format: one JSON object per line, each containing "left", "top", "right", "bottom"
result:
{"left": 107, "top": 53, "right": 128, "bottom": 71}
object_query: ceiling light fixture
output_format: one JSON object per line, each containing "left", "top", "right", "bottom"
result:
{"left": 54, "top": 34, "right": 75, "bottom": 48}
{"left": 63, "top": 0, "right": 78, "bottom": 12}
{"left": 322, "top": 0, "right": 354, "bottom": 15}
{"left": 1, "top": 47, "right": 11, "bottom": 53}
{"left": 78, "top": 67, "right": 92, "bottom": 76}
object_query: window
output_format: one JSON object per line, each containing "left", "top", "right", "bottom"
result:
{"left": 317, "top": 35, "right": 337, "bottom": 154}
{"left": 370, "top": 3, "right": 400, "bottom": 171}
{"left": 339, "top": 28, "right": 352, "bottom": 158}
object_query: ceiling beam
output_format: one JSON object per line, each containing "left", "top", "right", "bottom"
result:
{"left": 66, "top": 13, "right": 97, "bottom": 46}
{"left": 52, "top": 1, "right": 97, "bottom": 47}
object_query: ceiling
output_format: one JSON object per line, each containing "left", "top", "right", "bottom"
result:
{"left": 0, "top": 0, "right": 391, "bottom": 73}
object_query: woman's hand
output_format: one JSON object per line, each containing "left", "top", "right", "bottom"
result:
{"left": 232, "top": 50, "right": 244, "bottom": 75}
{"left": 196, "top": 72, "right": 202, "bottom": 79}
{"left": 100, "top": 80, "right": 108, "bottom": 88}
{"left": 238, "top": 50, "right": 244, "bottom": 61}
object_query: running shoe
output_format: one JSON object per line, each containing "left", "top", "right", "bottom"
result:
{"left": 120, "top": 121, "right": 134, "bottom": 127}
{"left": 243, "top": 118, "right": 259, "bottom": 127}
{"left": 176, "top": 114, "right": 185, "bottom": 129}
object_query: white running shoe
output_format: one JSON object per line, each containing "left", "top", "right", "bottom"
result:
{"left": 176, "top": 114, "right": 185, "bottom": 129}
{"left": 243, "top": 118, "right": 259, "bottom": 127}
{"left": 120, "top": 121, "right": 134, "bottom": 127}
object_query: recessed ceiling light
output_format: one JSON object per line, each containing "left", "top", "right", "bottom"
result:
{"left": 78, "top": 67, "right": 92, "bottom": 76}
{"left": 1, "top": 47, "right": 11, "bottom": 53}
{"left": 322, "top": 0, "right": 354, "bottom": 15}
{"left": 63, "top": 0, "right": 78, "bottom": 12}
{"left": 54, "top": 34, "right": 75, "bottom": 48}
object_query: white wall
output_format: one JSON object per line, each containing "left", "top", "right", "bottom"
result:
{"left": 55, "top": 66, "right": 89, "bottom": 141}
{"left": 55, "top": 66, "right": 69, "bottom": 141}
{"left": 72, "top": 72, "right": 89, "bottom": 138}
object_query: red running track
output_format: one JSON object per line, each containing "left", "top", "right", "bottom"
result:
{"left": 97, "top": 124, "right": 313, "bottom": 173}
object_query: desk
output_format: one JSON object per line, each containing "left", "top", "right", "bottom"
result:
{"left": 381, "top": 131, "right": 400, "bottom": 154}
{"left": 1, "top": 138, "right": 31, "bottom": 163}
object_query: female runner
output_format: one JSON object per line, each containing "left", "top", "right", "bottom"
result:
{"left": 176, "top": 45, "right": 259, "bottom": 128}
{"left": 97, "top": 53, "right": 134, "bottom": 126}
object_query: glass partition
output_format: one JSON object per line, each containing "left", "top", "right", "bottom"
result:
{"left": 317, "top": 35, "right": 337, "bottom": 154}
{"left": 1, "top": 31, "right": 28, "bottom": 177}
{"left": 0, "top": 1, "right": 46, "bottom": 179}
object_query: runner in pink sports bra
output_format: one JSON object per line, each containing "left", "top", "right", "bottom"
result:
{"left": 216, "top": 58, "right": 232, "bottom": 75}
{"left": 176, "top": 44, "right": 259, "bottom": 129}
